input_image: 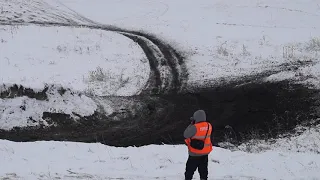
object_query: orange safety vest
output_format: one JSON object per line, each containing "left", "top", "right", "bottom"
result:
{"left": 185, "top": 122, "right": 212, "bottom": 155}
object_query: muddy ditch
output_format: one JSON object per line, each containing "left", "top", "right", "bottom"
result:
{"left": 1, "top": 79, "right": 319, "bottom": 147}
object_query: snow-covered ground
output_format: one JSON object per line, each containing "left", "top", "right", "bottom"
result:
{"left": 0, "top": 25, "right": 148, "bottom": 96}
{"left": 1, "top": 0, "right": 320, "bottom": 92}
{"left": 63, "top": 0, "right": 320, "bottom": 88}
{"left": 0, "top": 24, "right": 148, "bottom": 130}
{"left": 1, "top": 134, "right": 320, "bottom": 180}
{"left": 1, "top": 123, "right": 320, "bottom": 179}
{"left": 0, "top": 0, "right": 151, "bottom": 129}
{"left": 0, "top": 0, "right": 320, "bottom": 179}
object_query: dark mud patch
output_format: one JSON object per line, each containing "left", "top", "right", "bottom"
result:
{"left": 1, "top": 80, "right": 319, "bottom": 147}
{"left": 190, "top": 81, "right": 320, "bottom": 144}
{"left": 0, "top": 84, "right": 48, "bottom": 100}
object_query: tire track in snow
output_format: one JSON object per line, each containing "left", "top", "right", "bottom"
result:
{"left": 0, "top": 21, "right": 188, "bottom": 94}
{"left": 0, "top": 1, "right": 188, "bottom": 95}
{"left": 56, "top": 0, "right": 188, "bottom": 93}
{"left": 56, "top": 0, "right": 187, "bottom": 94}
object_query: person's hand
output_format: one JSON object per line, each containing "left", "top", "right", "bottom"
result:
{"left": 190, "top": 117, "right": 195, "bottom": 124}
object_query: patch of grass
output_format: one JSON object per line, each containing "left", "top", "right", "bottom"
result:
{"left": 56, "top": 45, "right": 67, "bottom": 53}
{"left": 306, "top": 37, "right": 320, "bottom": 52}
{"left": 217, "top": 41, "right": 229, "bottom": 56}
{"left": 88, "top": 66, "right": 110, "bottom": 82}
{"left": 84, "top": 67, "right": 131, "bottom": 96}
{"left": 241, "top": 44, "right": 250, "bottom": 56}
{"left": 0, "top": 84, "right": 48, "bottom": 100}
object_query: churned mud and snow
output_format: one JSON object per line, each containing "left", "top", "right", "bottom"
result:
{"left": 0, "top": 85, "right": 99, "bottom": 130}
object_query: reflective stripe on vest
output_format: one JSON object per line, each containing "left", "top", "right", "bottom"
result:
{"left": 193, "top": 135, "right": 211, "bottom": 139}
{"left": 185, "top": 122, "right": 213, "bottom": 155}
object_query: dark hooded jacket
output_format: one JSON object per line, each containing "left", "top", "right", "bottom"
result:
{"left": 183, "top": 110, "right": 207, "bottom": 139}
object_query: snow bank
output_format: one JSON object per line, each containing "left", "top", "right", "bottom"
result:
{"left": 0, "top": 25, "right": 149, "bottom": 96}
{"left": 0, "top": 86, "right": 97, "bottom": 130}
{"left": 0, "top": 140, "right": 319, "bottom": 180}
{"left": 236, "top": 124, "right": 320, "bottom": 154}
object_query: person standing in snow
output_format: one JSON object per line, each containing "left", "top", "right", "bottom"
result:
{"left": 183, "top": 110, "right": 213, "bottom": 180}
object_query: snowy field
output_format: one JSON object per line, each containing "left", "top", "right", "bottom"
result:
{"left": 1, "top": 125, "right": 320, "bottom": 180}
{"left": 0, "top": 125, "right": 320, "bottom": 179}
{"left": 63, "top": 0, "right": 320, "bottom": 87}
{"left": 0, "top": 24, "right": 148, "bottom": 130}
{"left": 0, "top": 25, "right": 148, "bottom": 95}
{"left": 1, "top": 0, "right": 320, "bottom": 92}
{"left": 1, "top": 0, "right": 320, "bottom": 179}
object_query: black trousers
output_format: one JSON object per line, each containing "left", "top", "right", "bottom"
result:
{"left": 185, "top": 155, "right": 208, "bottom": 180}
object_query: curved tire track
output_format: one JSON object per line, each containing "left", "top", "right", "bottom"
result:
{"left": 0, "top": 20, "right": 187, "bottom": 95}
{"left": 53, "top": 0, "right": 188, "bottom": 94}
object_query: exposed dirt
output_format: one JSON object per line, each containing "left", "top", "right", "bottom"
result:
{"left": 0, "top": 84, "right": 48, "bottom": 100}
{"left": 1, "top": 79, "right": 319, "bottom": 147}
